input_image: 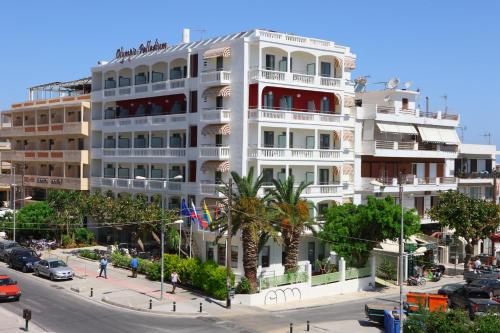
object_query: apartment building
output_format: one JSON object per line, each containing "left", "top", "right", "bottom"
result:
{"left": 355, "top": 88, "right": 460, "bottom": 233}
{"left": 90, "top": 29, "right": 358, "bottom": 276}
{"left": 0, "top": 79, "right": 91, "bottom": 200}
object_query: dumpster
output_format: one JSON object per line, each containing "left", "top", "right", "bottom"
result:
{"left": 384, "top": 310, "right": 401, "bottom": 333}
{"left": 406, "top": 292, "right": 427, "bottom": 312}
{"left": 428, "top": 294, "right": 447, "bottom": 312}
{"left": 405, "top": 292, "right": 448, "bottom": 313}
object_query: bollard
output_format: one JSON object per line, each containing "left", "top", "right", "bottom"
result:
{"left": 173, "top": 301, "right": 176, "bottom": 312}
{"left": 149, "top": 299, "right": 152, "bottom": 310}
{"left": 90, "top": 288, "right": 93, "bottom": 297}
{"left": 199, "top": 302, "right": 202, "bottom": 313}
{"left": 306, "top": 321, "right": 310, "bottom": 331}
{"left": 289, "top": 323, "right": 293, "bottom": 333}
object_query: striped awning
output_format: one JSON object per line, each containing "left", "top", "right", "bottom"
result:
{"left": 343, "top": 96, "right": 355, "bottom": 107}
{"left": 202, "top": 124, "right": 231, "bottom": 135}
{"left": 203, "top": 47, "right": 231, "bottom": 59}
{"left": 201, "top": 160, "right": 230, "bottom": 173}
{"left": 202, "top": 85, "right": 231, "bottom": 98}
{"left": 343, "top": 164, "right": 354, "bottom": 176}
{"left": 344, "top": 56, "right": 356, "bottom": 70}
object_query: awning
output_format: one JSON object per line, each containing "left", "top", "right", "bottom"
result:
{"left": 201, "top": 160, "right": 230, "bottom": 172}
{"left": 377, "top": 123, "right": 418, "bottom": 135}
{"left": 203, "top": 47, "right": 231, "bottom": 59}
{"left": 202, "top": 85, "right": 231, "bottom": 98}
{"left": 417, "top": 126, "right": 460, "bottom": 144}
{"left": 413, "top": 247, "right": 427, "bottom": 256}
{"left": 202, "top": 124, "right": 231, "bottom": 135}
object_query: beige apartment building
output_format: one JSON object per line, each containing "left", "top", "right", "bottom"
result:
{"left": 0, "top": 78, "right": 91, "bottom": 201}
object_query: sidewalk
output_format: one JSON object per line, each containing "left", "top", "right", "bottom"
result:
{"left": 0, "top": 306, "right": 46, "bottom": 332}
{"left": 43, "top": 247, "right": 233, "bottom": 317}
{"left": 268, "top": 320, "right": 383, "bottom": 333}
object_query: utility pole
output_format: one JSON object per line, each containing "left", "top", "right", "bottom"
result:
{"left": 398, "top": 173, "right": 405, "bottom": 333}
{"left": 226, "top": 178, "right": 233, "bottom": 309}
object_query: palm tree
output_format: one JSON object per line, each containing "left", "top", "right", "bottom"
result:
{"left": 219, "top": 167, "right": 277, "bottom": 293}
{"left": 268, "top": 175, "right": 314, "bottom": 272}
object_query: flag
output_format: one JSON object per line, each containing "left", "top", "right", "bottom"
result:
{"left": 215, "top": 204, "right": 219, "bottom": 219}
{"left": 191, "top": 200, "right": 206, "bottom": 229}
{"left": 181, "top": 198, "right": 191, "bottom": 217}
{"left": 202, "top": 201, "right": 213, "bottom": 227}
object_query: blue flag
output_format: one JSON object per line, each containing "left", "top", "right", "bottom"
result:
{"left": 181, "top": 198, "right": 191, "bottom": 217}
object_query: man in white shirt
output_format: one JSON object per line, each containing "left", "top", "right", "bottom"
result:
{"left": 474, "top": 258, "right": 482, "bottom": 273}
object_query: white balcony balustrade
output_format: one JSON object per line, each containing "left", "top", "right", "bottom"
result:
{"left": 249, "top": 69, "right": 342, "bottom": 89}
{"left": 248, "top": 108, "right": 344, "bottom": 125}
{"left": 199, "top": 146, "right": 230, "bottom": 158}
{"left": 101, "top": 148, "right": 186, "bottom": 158}
{"left": 201, "top": 109, "right": 231, "bottom": 123}
{"left": 248, "top": 147, "right": 346, "bottom": 161}
{"left": 201, "top": 71, "right": 231, "bottom": 84}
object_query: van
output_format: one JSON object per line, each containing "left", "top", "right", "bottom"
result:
{"left": 0, "top": 240, "right": 19, "bottom": 262}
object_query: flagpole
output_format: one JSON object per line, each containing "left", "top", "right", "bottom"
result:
{"left": 178, "top": 220, "right": 182, "bottom": 257}
{"left": 189, "top": 218, "right": 192, "bottom": 258}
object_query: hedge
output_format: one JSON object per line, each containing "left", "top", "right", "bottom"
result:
{"left": 79, "top": 249, "right": 100, "bottom": 260}
{"left": 110, "top": 252, "right": 234, "bottom": 300}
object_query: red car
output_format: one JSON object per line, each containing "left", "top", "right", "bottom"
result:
{"left": 0, "top": 275, "right": 21, "bottom": 301}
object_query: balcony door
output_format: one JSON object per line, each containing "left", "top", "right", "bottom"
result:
{"left": 265, "top": 54, "right": 275, "bottom": 70}
{"left": 320, "top": 134, "right": 330, "bottom": 149}
{"left": 263, "top": 93, "right": 274, "bottom": 109}
{"left": 263, "top": 131, "right": 274, "bottom": 148}
{"left": 319, "top": 168, "right": 329, "bottom": 185}
{"left": 320, "top": 62, "right": 331, "bottom": 77}
{"left": 279, "top": 96, "right": 293, "bottom": 111}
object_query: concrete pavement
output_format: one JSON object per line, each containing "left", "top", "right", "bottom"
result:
{"left": 0, "top": 305, "right": 46, "bottom": 332}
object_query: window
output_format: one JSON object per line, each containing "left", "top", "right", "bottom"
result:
{"left": 469, "top": 187, "right": 481, "bottom": 199}
{"left": 306, "top": 63, "right": 316, "bottom": 75}
{"left": 189, "top": 161, "right": 196, "bottom": 182}
{"left": 190, "top": 54, "right": 198, "bottom": 78}
{"left": 319, "top": 169, "right": 329, "bottom": 185}
{"left": 320, "top": 98, "right": 331, "bottom": 113}
{"left": 261, "top": 246, "right": 270, "bottom": 268}
{"left": 189, "top": 126, "right": 197, "bottom": 148}
{"left": 169, "top": 166, "right": 182, "bottom": 179}
{"left": 105, "top": 78, "right": 116, "bottom": 89}
{"left": 170, "top": 133, "right": 182, "bottom": 148}
{"left": 263, "top": 131, "right": 274, "bottom": 147}
{"left": 217, "top": 244, "right": 226, "bottom": 266}
{"left": 414, "top": 197, "right": 424, "bottom": 216}
{"left": 277, "top": 170, "right": 286, "bottom": 183}
{"left": 278, "top": 56, "right": 287, "bottom": 72}
{"left": 318, "top": 203, "right": 329, "bottom": 217}
{"left": 134, "top": 165, "right": 146, "bottom": 178}
{"left": 279, "top": 96, "right": 293, "bottom": 110}
{"left": 117, "top": 167, "right": 129, "bottom": 179}
{"left": 215, "top": 171, "right": 222, "bottom": 184}
{"left": 151, "top": 71, "right": 164, "bottom": 83}
{"left": 307, "top": 242, "right": 316, "bottom": 264}
{"left": 104, "top": 166, "right": 115, "bottom": 178}
{"left": 118, "top": 137, "right": 130, "bottom": 148}
{"left": 306, "top": 136, "right": 315, "bottom": 149}
{"left": 170, "top": 67, "right": 183, "bottom": 80}
{"left": 262, "top": 168, "right": 273, "bottom": 185}
{"left": 477, "top": 159, "right": 486, "bottom": 172}
{"left": 231, "top": 246, "right": 238, "bottom": 269}
{"left": 134, "top": 135, "right": 146, "bottom": 148}
{"left": 431, "top": 196, "right": 440, "bottom": 208}
{"left": 305, "top": 172, "right": 314, "bottom": 184}
{"left": 402, "top": 98, "right": 409, "bottom": 110}
{"left": 215, "top": 95, "right": 223, "bottom": 109}
{"left": 307, "top": 100, "right": 316, "bottom": 112}
{"left": 289, "top": 132, "right": 294, "bottom": 148}
{"left": 320, "top": 134, "right": 330, "bottom": 149}
{"left": 485, "top": 186, "right": 493, "bottom": 200}
{"left": 277, "top": 133, "right": 286, "bottom": 148}
{"left": 263, "top": 93, "right": 274, "bottom": 109}
{"left": 135, "top": 73, "right": 148, "bottom": 85}
{"left": 190, "top": 91, "right": 197, "bottom": 113}
{"left": 151, "top": 167, "right": 163, "bottom": 179}
{"left": 151, "top": 137, "right": 163, "bottom": 148}
{"left": 215, "top": 134, "right": 223, "bottom": 147}
{"left": 206, "top": 242, "right": 215, "bottom": 262}
{"left": 320, "top": 62, "right": 331, "bottom": 77}
{"left": 118, "top": 76, "right": 131, "bottom": 87}
{"left": 265, "top": 54, "right": 275, "bottom": 70}
{"left": 170, "top": 101, "right": 182, "bottom": 114}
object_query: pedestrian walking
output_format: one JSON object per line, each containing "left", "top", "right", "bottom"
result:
{"left": 130, "top": 256, "right": 138, "bottom": 278}
{"left": 474, "top": 257, "right": 481, "bottom": 273}
{"left": 97, "top": 256, "right": 108, "bottom": 279}
{"left": 171, "top": 271, "right": 181, "bottom": 294}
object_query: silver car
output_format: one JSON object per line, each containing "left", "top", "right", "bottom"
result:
{"left": 34, "top": 259, "right": 74, "bottom": 281}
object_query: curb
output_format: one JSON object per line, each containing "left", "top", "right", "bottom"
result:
{"left": 101, "top": 297, "right": 209, "bottom": 317}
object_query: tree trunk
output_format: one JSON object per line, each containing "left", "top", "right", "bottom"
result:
{"left": 241, "top": 227, "right": 258, "bottom": 293}
{"left": 463, "top": 242, "right": 474, "bottom": 272}
{"left": 283, "top": 229, "right": 301, "bottom": 272}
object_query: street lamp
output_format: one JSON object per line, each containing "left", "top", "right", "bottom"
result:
{"left": 398, "top": 173, "right": 405, "bottom": 333}
{"left": 135, "top": 174, "right": 183, "bottom": 301}
{"left": 12, "top": 196, "right": 32, "bottom": 242}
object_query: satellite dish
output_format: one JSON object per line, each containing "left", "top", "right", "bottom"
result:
{"left": 386, "top": 77, "right": 400, "bottom": 89}
{"left": 384, "top": 96, "right": 391, "bottom": 103}
{"left": 404, "top": 81, "right": 412, "bottom": 89}
{"left": 354, "top": 76, "right": 368, "bottom": 93}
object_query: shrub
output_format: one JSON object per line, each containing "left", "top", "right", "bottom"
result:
{"left": 79, "top": 249, "right": 100, "bottom": 260}
{"left": 378, "top": 258, "right": 397, "bottom": 281}
{"left": 74, "top": 228, "right": 94, "bottom": 245}
{"left": 61, "top": 234, "right": 73, "bottom": 248}
{"left": 235, "top": 277, "right": 251, "bottom": 294}
{"left": 111, "top": 251, "right": 131, "bottom": 268}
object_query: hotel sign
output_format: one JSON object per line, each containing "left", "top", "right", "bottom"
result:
{"left": 116, "top": 39, "right": 168, "bottom": 59}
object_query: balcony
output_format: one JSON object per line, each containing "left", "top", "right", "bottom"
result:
{"left": 362, "top": 176, "right": 457, "bottom": 193}
{"left": 247, "top": 147, "right": 350, "bottom": 161}
{"left": 93, "top": 113, "right": 187, "bottom": 130}
{"left": 249, "top": 69, "right": 342, "bottom": 90}
{"left": 201, "top": 71, "right": 231, "bottom": 85}
{"left": 0, "top": 122, "right": 89, "bottom": 138}
{"left": 357, "top": 104, "right": 459, "bottom": 126}
{"left": 201, "top": 109, "right": 231, "bottom": 123}
{"left": 0, "top": 174, "right": 88, "bottom": 191}
{"left": 96, "top": 78, "right": 187, "bottom": 100}
{"left": 248, "top": 108, "right": 346, "bottom": 125}
{"left": 91, "top": 177, "right": 187, "bottom": 193}
{"left": 2, "top": 150, "right": 89, "bottom": 163}
{"left": 368, "top": 140, "right": 458, "bottom": 158}
{"left": 261, "top": 183, "right": 350, "bottom": 197}
{"left": 199, "top": 146, "right": 230, "bottom": 159}
{"left": 456, "top": 171, "right": 495, "bottom": 185}
{"left": 100, "top": 148, "right": 186, "bottom": 159}
{"left": 199, "top": 183, "right": 225, "bottom": 197}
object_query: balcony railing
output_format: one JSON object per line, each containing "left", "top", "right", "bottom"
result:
{"left": 201, "top": 70, "right": 231, "bottom": 84}
{"left": 249, "top": 69, "right": 342, "bottom": 88}
{"left": 455, "top": 171, "right": 495, "bottom": 179}
{"left": 365, "top": 176, "right": 457, "bottom": 187}
{"left": 0, "top": 122, "right": 89, "bottom": 137}
{"left": 201, "top": 109, "right": 231, "bottom": 122}
{"left": 199, "top": 146, "right": 230, "bottom": 158}
{"left": 374, "top": 105, "right": 459, "bottom": 121}
{"left": 248, "top": 108, "right": 343, "bottom": 124}
{"left": 97, "top": 113, "right": 187, "bottom": 129}
{"left": 0, "top": 174, "right": 88, "bottom": 190}
{"left": 261, "top": 183, "right": 347, "bottom": 196}
{"left": 2, "top": 150, "right": 89, "bottom": 163}
{"left": 248, "top": 147, "right": 345, "bottom": 160}
{"left": 99, "top": 78, "right": 186, "bottom": 98}
{"left": 101, "top": 148, "right": 186, "bottom": 158}
{"left": 374, "top": 140, "right": 458, "bottom": 155}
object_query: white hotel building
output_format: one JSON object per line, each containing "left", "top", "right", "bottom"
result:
{"left": 90, "top": 29, "right": 358, "bottom": 276}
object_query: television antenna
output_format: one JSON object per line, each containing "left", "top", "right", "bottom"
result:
{"left": 458, "top": 125, "right": 467, "bottom": 143}
{"left": 481, "top": 132, "right": 492, "bottom": 145}
{"left": 386, "top": 77, "right": 400, "bottom": 90}
{"left": 354, "top": 76, "right": 369, "bottom": 93}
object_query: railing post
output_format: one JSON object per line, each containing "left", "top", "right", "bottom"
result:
{"left": 370, "top": 255, "right": 376, "bottom": 279}
{"left": 307, "top": 263, "right": 312, "bottom": 287}
{"left": 339, "top": 257, "right": 346, "bottom": 282}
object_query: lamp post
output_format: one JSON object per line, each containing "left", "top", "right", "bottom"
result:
{"left": 135, "top": 174, "right": 183, "bottom": 301}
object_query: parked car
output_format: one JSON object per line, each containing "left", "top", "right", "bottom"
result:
{"left": 448, "top": 286, "right": 500, "bottom": 318}
{"left": 0, "top": 239, "right": 19, "bottom": 262}
{"left": 34, "top": 259, "right": 74, "bottom": 281}
{"left": 464, "top": 267, "right": 500, "bottom": 283}
{"left": 0, "top": 275, "right": 21, "bottom": 301}
{"left": 8, "top": 247, "right": 40, "bottom": 272}
{"left": 466, "top": 279, "right": 500, "bottom": 298}
{"left": 438, "top": 283, "right": 464, "bottom": 296}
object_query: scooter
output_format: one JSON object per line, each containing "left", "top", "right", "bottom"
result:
{"left": 407, "top": 274, "right": 427, "bottom": 286}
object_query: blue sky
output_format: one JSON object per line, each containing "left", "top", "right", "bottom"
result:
{"left": 0, "top": 1, "right": 498, "bottom": 147}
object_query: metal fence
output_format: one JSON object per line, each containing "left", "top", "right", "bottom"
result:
{"left": 259, "top": 271, "right": 309, "bottom": 290}
{"left": 311, "top": 271, "right": 341, "bottom": 286}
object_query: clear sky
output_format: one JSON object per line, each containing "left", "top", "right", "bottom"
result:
{"left": 0, "top": 1, "right": 498, "bottom": 148}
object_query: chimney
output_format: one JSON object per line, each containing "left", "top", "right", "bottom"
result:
{"left": 182, "top": 28, "right": 190, "bottom": 43}
{"left": 425, "top": 96, "right": 429, "bottom": 116}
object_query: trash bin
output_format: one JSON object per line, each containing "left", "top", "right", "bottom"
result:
{"left": 384, "top": 310, "right": 401, "bottom": 333}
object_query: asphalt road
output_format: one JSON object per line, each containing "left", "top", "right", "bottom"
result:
{"left": 0, "top": 266, "right": 243, "bottom": 333}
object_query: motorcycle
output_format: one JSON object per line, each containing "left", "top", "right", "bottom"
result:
{"left": 407, "top": 274, "right": 427, "bottom": 286}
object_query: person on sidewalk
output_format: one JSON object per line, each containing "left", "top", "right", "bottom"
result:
{"left": 130, "top": 256, "right": 138, "bottom": 278}
{"left": 171, "top": 271, "right": 181, "bottom": 294}
{"left": 97, "top": 256, "right": 108, "bottom": 279}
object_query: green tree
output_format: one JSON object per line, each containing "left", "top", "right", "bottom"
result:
{"left": 217, "top": 167, "right": 277, "bottom": 293}
{"left": 47, "top": 190, "right": 86, "bottom": 240}
{"left": 268, "top": 175, "right": 314, "bottom": 272}
{"left": 428, "top": 190, "right": 500, "bottom": 271}
{"left": 319, "top": 196, "right": 420, "bottom": 267}
{"left": 15, "top": 202, "right": 54, "bottom": 239}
